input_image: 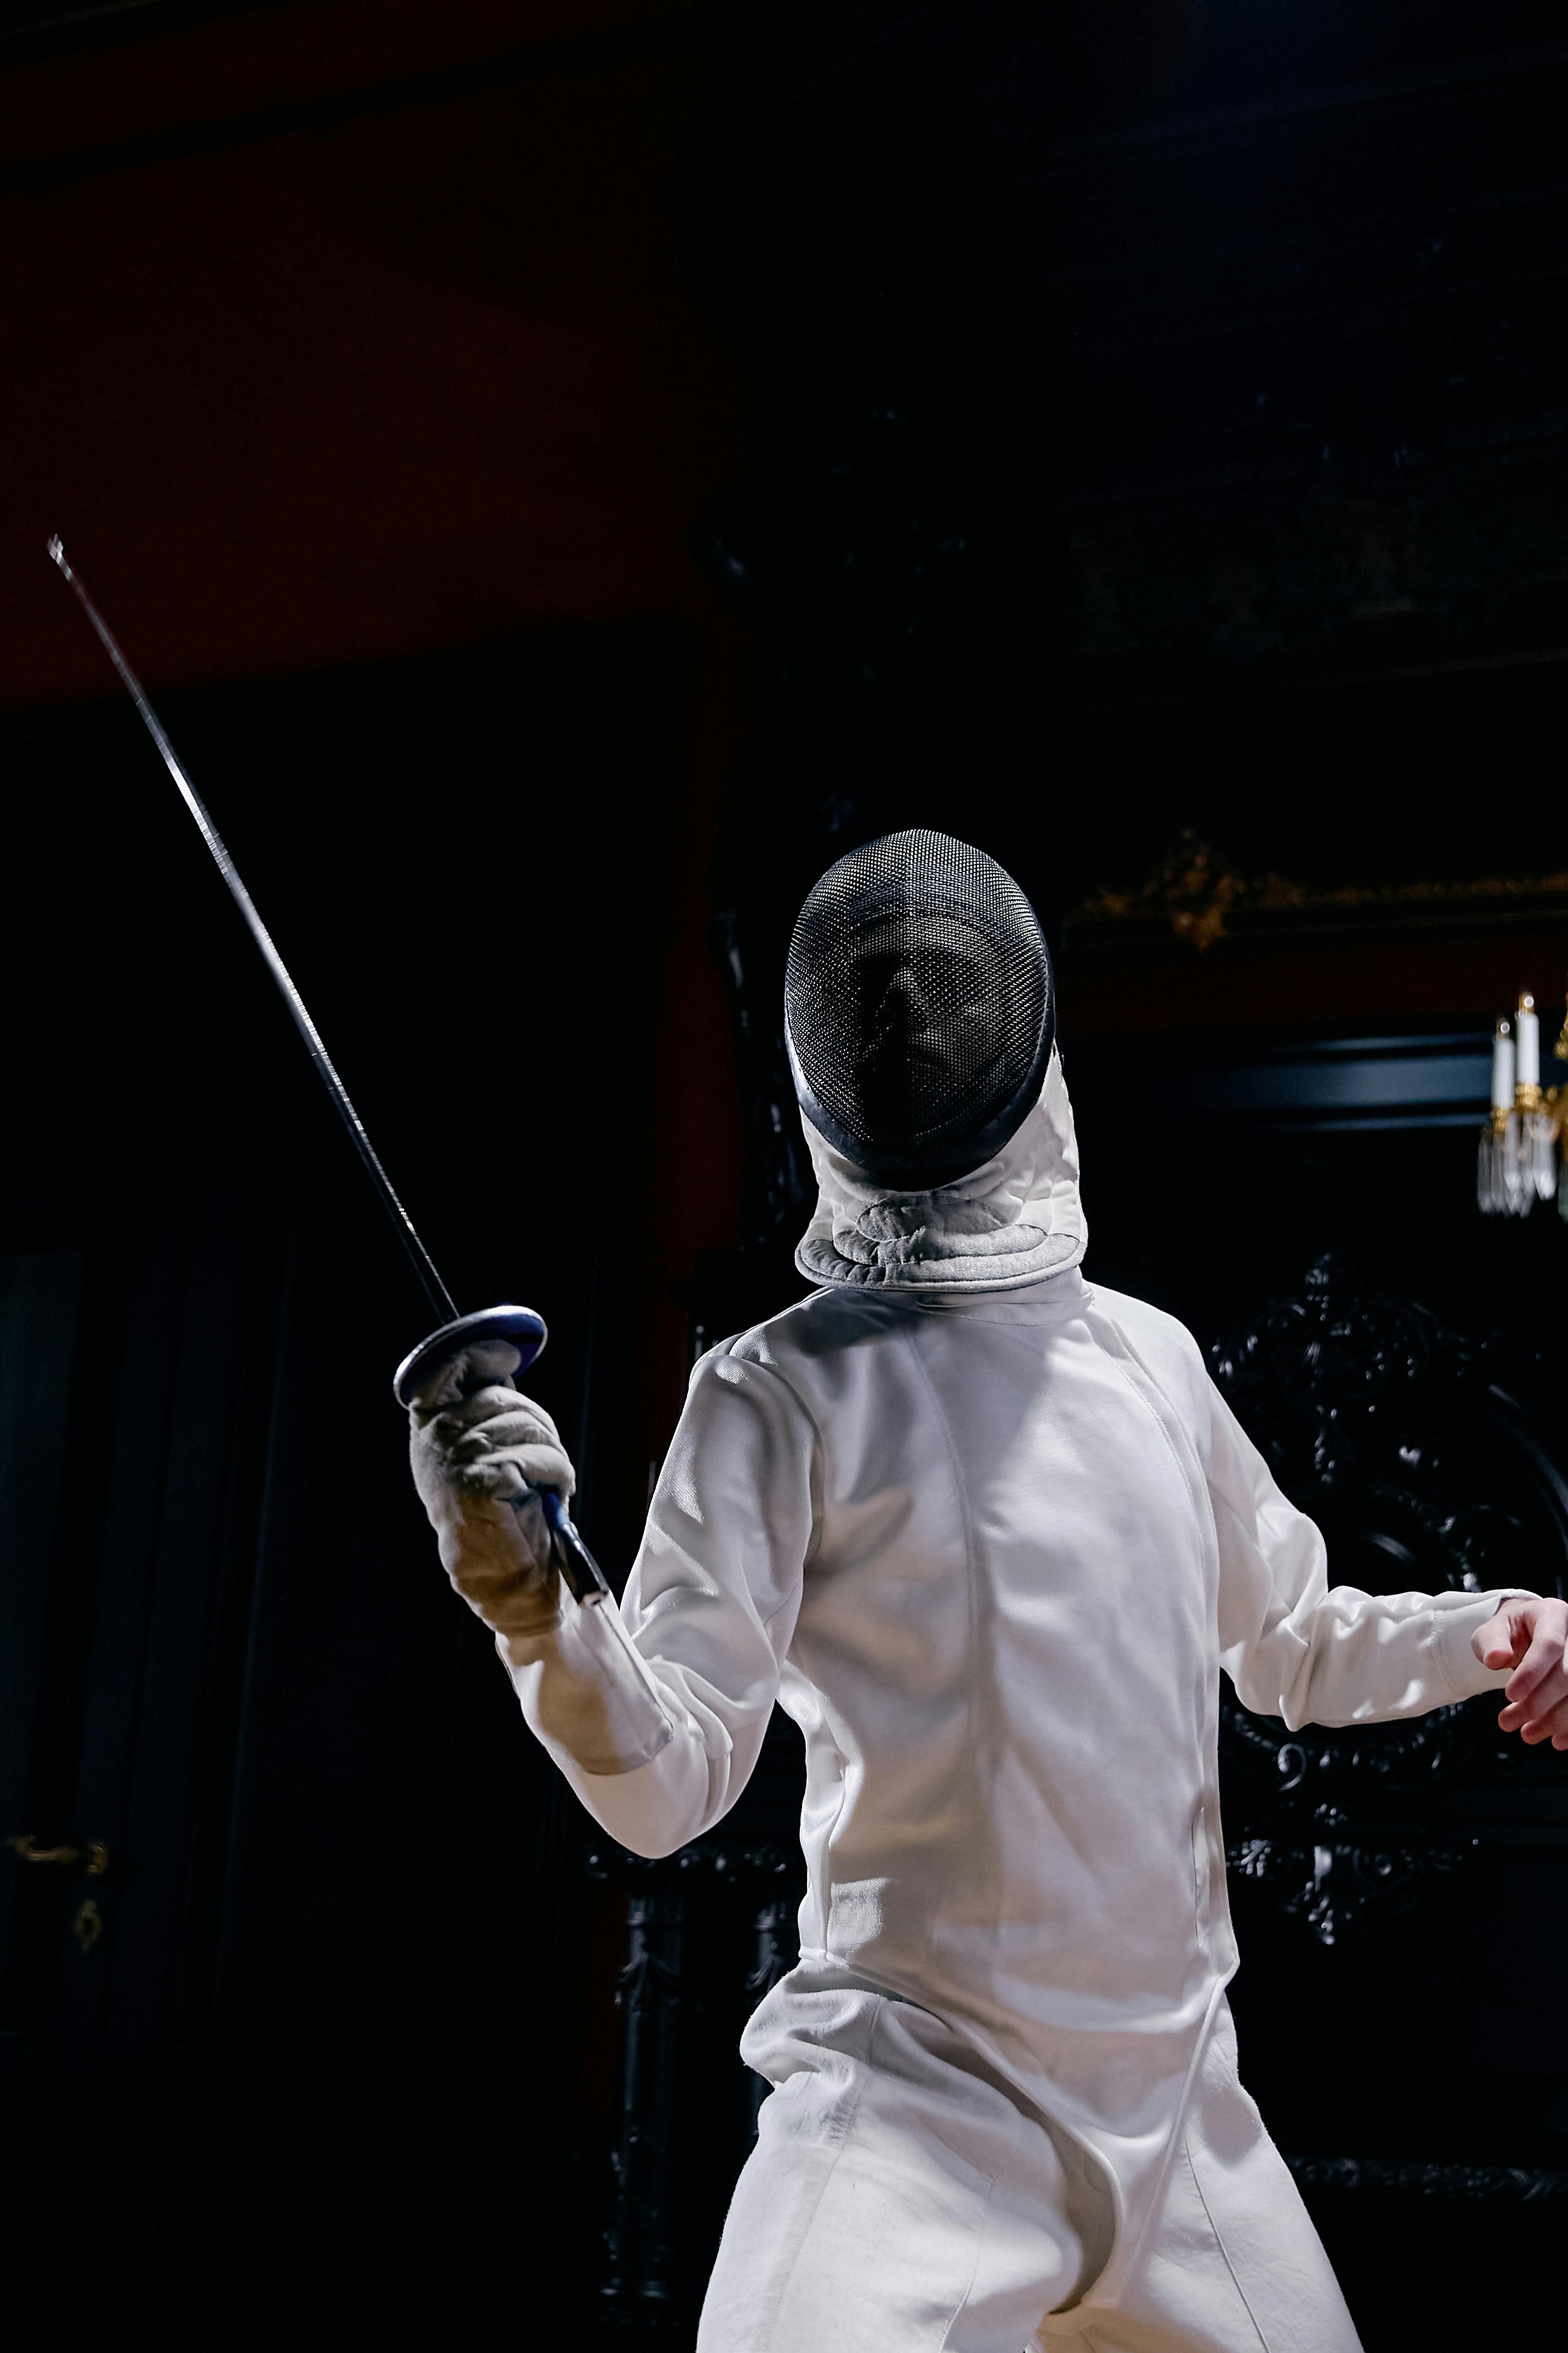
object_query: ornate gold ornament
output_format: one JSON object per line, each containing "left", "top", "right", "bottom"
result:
{"left": 1077, "top": 841, "right": 1568, "bottom": 955}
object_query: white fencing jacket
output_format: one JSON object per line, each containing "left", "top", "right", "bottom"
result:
{"left": 497, "top": 1051, "right": 1518, "bottom": 2300}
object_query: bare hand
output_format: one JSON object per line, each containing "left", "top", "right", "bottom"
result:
{"left": 1472, "top": 1596, "right": 1568, "bottom": 1749}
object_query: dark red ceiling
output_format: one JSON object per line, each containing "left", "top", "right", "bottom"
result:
{"left": 0, "top": 0, "right": 769, "bottom": 706}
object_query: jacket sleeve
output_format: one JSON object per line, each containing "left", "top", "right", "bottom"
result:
{"left": 496, "top": 1342, "right": 816, "bottom": 1856}
{"left": 1206, "top": 1374, "right": 1527, "bottom": 1728}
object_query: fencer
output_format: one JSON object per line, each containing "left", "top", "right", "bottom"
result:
{"left": 408, "top": 830, "right": 1568, "bottom": 2352}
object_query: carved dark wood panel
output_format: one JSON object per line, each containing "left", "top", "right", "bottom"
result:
{"left": 1212, "top": 1249, "right": 1568, "bottom": 1946}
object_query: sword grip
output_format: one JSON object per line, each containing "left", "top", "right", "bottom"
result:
{"left": 537, "top": 1487, "right": 612, "bottom": 1608}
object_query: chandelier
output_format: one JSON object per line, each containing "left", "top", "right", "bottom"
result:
{"left": 1478, "top": 991, "right": 1568, "bottom": 1217}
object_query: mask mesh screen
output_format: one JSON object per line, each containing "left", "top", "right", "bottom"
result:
{"left": 785, "top": 830, "right": 1048, "bottom": 1177}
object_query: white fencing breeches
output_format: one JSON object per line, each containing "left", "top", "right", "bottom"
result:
{"left": 696, "top": 1993, "right": 1362, "bottom": 2353}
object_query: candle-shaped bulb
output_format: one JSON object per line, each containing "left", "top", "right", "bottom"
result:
{"left": 1492, "top": 1016, "right": 1516, "bottom": 1112}
{"left": 1517, "top": 993, "right": 1541, "bottom": 1090}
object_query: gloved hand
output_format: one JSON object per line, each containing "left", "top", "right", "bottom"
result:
{"left": 408, "top": 1339, "right": 576, "bottom": 1639}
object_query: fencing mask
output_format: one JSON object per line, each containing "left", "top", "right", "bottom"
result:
{"left": 785, "top": 830, "right": 1055, "bottom": 1190}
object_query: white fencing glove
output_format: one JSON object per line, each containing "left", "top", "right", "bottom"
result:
{"left": 408, "top": 1339, "right": 573, "bottom": 1641}
{"left": 406, "top": 1339, "right": 673, "bottom": 1776}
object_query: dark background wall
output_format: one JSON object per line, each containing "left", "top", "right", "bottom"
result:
{"left": 4, "top": 2, "right": 1568, "bottom": 2348}
{"left": 0, "top": 7, "right": 769, "bottom": 2338}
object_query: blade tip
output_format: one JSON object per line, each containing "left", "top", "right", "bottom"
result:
{"left": 46, "top": 535, "right": 66, "bottom": 570}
